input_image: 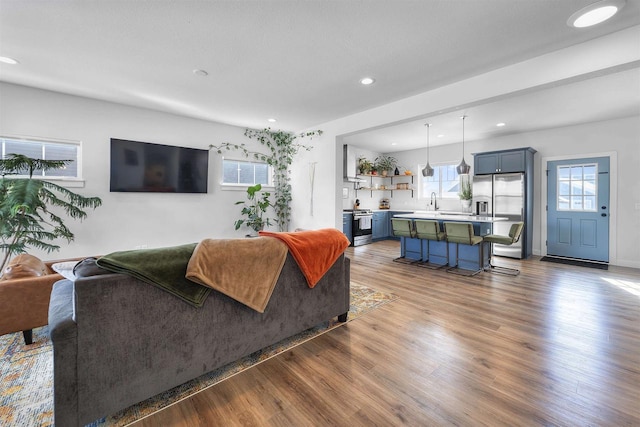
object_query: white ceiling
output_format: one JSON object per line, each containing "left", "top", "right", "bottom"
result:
{"left": 343, "top": 66, "right": 640, "bottom": 152}
{"left": 1, "top": 0, "right": 639, "bottom": 151}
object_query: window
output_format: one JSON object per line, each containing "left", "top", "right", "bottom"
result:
{"left": 419, "top": 163, "right": 461, "bottom": 199}
{"left": 557, "top": 163, "right": 597, "bottom": 211}
{"left": 222, "top": 158, "right": 272, "bottom": 186}
{"left": 1, "top": 136, "right": 81, "bottom": 179}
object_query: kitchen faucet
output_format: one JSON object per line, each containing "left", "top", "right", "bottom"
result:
{"left": 430, "top": 192, "right": 438, "bottom": 211}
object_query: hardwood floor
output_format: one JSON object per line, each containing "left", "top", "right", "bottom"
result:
{"left": 132, "top": 240, "right": 640, "bottom": 426}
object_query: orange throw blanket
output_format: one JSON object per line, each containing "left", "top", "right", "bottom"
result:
{"left": 259, "top": 228, "right": 350, "bottom": 288}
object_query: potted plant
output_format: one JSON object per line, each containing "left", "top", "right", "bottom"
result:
{"left": 375, "top": 155, "right": 397, "bottom": 177}
{"left": 357, "top": 157, "right": 373, "bottom": 175}
{"left": 459, "top": 177, "right": 473, "bottom": 211}
{"left": 234, "top": 183, "right": 273, "bottom": 235}
{"left": 0, "top": 154, "right": 102, "bottom": 271}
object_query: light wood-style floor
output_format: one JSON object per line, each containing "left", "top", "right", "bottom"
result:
{"left": 132, "top": 240, "right": 640, "bottom": 426}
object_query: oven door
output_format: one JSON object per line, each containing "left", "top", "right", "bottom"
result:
{"left": 352, "top": 214, "right": 373, "bottom": 246}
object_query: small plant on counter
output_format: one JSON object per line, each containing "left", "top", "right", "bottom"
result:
{"left": 234, "top": 184, "right": 272, "bottom": 234}
{"left": 459, "top": 179, "right": 473, "bottom": 200}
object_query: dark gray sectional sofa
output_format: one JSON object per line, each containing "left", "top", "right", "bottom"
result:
{"left": 48, "top": 252, "right": 350, "bottom": 426}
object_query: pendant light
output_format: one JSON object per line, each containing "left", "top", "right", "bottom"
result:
{"left": 421, "top": 123, "right": 434, "bottom": 177}
{"left": 456, "top": 115, "right": 471, "bottom": 175}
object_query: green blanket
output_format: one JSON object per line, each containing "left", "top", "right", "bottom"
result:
{"left": 97, "top": 243, "right": 210, "bottom": 307}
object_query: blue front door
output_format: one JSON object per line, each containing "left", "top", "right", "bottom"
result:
{"left": 547, "top": 157, "right": 610, "bottom": 262}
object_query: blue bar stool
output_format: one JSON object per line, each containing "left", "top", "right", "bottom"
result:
{"left": 390, "top": 218, "right": 417, "bottom": 264}
{"left": 413, "top": 219, "right": 447, "bottom": 269}
{"left": 444, "top": 222, "right": 484, "bottom": 276}
{"left": 483, "top": 222, "right": 524, "bottom": 275}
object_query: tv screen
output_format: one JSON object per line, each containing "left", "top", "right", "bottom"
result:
{"left": 110, "top": 138, "right": 209, "bottom": 193}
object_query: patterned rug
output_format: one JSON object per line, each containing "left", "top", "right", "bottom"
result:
{"left": 0, "top": 282, "right": 397, "bottom": 426}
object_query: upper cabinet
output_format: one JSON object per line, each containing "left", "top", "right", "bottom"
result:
{"left": 473, "top": 147, "right": 536, "bottom": 175}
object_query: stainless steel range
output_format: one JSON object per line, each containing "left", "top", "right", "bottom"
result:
{"left": 345, "top": 208, "right": 373, "bottom": 246}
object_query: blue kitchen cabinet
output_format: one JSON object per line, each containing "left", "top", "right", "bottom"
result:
{"left": 372, "top": 211, "right": 388, "bottom": 240}
{"left": 342, "top": 213, "right": 352, "bottom": 244}
{"left": 474, "top": 147, "right": 534, "bottom": 175}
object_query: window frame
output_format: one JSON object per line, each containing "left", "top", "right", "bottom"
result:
{"left": 1, "top": 135, "right": 84, "bottom": 186}
{"left": 418, "top": 162, "right": 462, "bottom": 200}
{"left": 220, "top": 156, "right": 274, "bottom": 190}
{"left": 556, "top": 162, "right": 598, "bottom": 212}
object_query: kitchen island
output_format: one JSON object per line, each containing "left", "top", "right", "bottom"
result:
{"left": 393, "top": 212, "right": 507, "bottom": 271}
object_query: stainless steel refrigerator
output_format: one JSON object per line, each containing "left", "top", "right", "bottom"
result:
{"left": 473, "top": 173, "right": 525, "bottom": 259}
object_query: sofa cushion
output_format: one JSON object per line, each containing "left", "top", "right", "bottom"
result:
{"left": 51, "top": 261, "right": 79, "bottom": 281}
{"left": 1, "top": 254, "right": 47, "bottom": 281}
{"left": 73, "top": 257, "right": 111, "bottom": 279}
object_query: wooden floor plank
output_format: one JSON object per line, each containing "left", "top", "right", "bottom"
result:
{"left": 130, "top": 240, "right": 640, "bottom": 426}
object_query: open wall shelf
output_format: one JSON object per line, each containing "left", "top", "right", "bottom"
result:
{"left": 355, "top": 174, "right": 415, "bottom": 197}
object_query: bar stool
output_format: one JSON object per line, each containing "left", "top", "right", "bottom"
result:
{"left": 390, "top": 218, "right": 417, "bottom": 264}
{"left": 482, "top": 222, "right": 524, "bottom": 275}
{"left": 444, "top": 222, "right": 484, "bottom": 276}
{"left": 413, "top": 219, "right": 447, "bottom": 269}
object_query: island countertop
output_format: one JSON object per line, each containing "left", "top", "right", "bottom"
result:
{"left": 394, "top": 211, "right": 508, "bottom": 223}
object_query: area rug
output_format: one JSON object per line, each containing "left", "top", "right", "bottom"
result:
{"left": 540, "top": 256, "right": 608, "bottom": 270}
{"left": 0, "top": 282, "right": 397, "bottom": 427}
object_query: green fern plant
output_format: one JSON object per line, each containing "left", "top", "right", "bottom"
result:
{"left": 0, "top": 154, "right": 102, "bottom": 271}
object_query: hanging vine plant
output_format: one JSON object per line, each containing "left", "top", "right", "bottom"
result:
{"left": 211, "top": 128, "right": 322, "bottom": 232}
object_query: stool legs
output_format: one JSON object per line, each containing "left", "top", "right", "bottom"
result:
{"left": 414, "top": 239, "right": 447, "bottom": 269}
{"left": 394, "top": 236, "right": 418, "bottom": 264}
{"left": 485, "top": 242, "right": 520, "bottom": 275}
{"left": 447, "top": 242, "right": 483, "bottom": 276}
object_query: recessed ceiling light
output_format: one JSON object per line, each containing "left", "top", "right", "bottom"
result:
{"left": 193, "top": 69, "right": 208, "bottom": 77}
{"left": 567, "top": 0, "right": 625, "bottom": 28}
{"left": 496, "top": 122, "right": 506, "bottom": 127}
{"left": 391, "top": 142, "right": 397, "bottom": 146}
{"left": 0, "top": 56, "right": 19, "bottom": 65}
{"left": 360, "top": 77, "right": 375, "bottom": 85}
{"left": 267, "top": 118, "right": 277, "bottom": 123}
{"left": 437, "top": 134, "right": 445, "bottom": 138}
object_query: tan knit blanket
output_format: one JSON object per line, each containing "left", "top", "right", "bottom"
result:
{"left": 185, "top": 237, "right": 288, "bottom": 313}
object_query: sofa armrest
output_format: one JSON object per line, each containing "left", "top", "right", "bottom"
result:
{"left": 0, "top": 273, "right": 64, "bottom": 335}
{"left": 48, "top": 279, "right": 80, "bottom": 427}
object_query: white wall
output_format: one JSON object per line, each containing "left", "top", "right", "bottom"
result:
{"left": 0, "top": 82, "right": 274, "bottom": 259}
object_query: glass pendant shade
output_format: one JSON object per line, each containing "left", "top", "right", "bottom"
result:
{"left": 456, "top": 115, "right": 471, "bottom": 175}
{"left": 422, "top": 123, "right": 434, "bottom": 177}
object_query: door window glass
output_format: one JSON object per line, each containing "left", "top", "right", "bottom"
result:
{"left": 557, "top": 163, "right": 597, "bottom": 211}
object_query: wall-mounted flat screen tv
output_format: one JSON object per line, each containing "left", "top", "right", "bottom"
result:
{"left": 110, "top": 138, "right": 209, "bottom": 193}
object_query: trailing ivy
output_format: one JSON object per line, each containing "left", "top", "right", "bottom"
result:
{"left": 211, "top": 128, "right": 322, "bottom": 232}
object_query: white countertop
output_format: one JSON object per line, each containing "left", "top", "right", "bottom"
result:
{"left": 394, "top": 211, "right": 507, "bottom": 223}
